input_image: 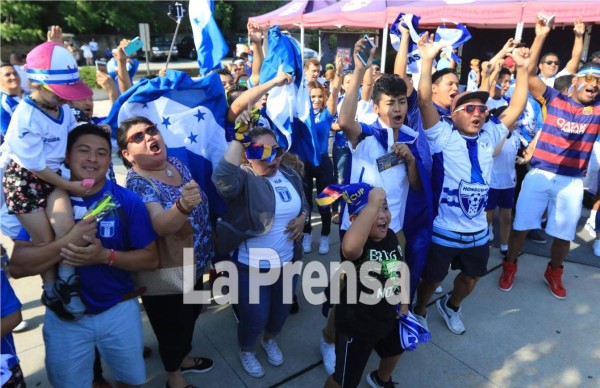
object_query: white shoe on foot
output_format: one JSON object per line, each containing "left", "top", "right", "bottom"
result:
{"left": 303, "top": 233, "right": 312, "bottom": 253}
{"left": 585, "top": 218, "right": 596, "bottom": 238}
{"left": 436, "top": 295, "right": 465, "bottom": 335}
{"left": 239, "top": 351, "right": 265, "bottom": 378}
{"left": 434, "top": 285, "right": 443, "bottom": 294}
{"left": 318, "top": 235, "right": 330, "bottom": 255}
{"left": 320, "top": 337, "right": 335, "bottom": 375}
{"left": 260, "top": 338, "right": 284, "bottom": 366}
{"left": 593, "top": 240, "right": 600, "bottom": 257}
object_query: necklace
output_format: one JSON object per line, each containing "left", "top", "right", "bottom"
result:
{"left": 165, "top": 167, "right": 174, "bottom": 177}
{"left": 30, "top": 97, "right": 59, "bottom": 112}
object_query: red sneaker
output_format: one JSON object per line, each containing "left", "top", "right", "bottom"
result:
{"left": 544, "top": 264, "right": 566, "bottom": 299}
{"left": 499, "top": 261, "right": 517, "bottom": 291}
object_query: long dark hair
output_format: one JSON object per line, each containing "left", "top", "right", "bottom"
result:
{"left": 116, "top": 116, "right": 155, "bottom": 168}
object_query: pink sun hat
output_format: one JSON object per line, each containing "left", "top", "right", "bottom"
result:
{"left": 24, "top": 42, "right": 93, "bottom": 101}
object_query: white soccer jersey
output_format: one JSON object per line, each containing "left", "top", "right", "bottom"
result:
{"left": 0, "top": 98, "right": 77, "bottom": 172}
{"left": 491, "top": 130, "right": 520, "bottom": 189}
{"left": 426, "top": 118, "right": 508, "bottom": 233}
{"left": 341, "top": 120, "right": 414, "bottom": 233}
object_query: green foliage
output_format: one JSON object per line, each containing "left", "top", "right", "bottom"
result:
{"left": 214, "top": 1, "right": 234, "bottom": 32}
{"left": 0, "top": 1, "right": 45, "bottom": 43}
{"left": 58, "top": 1, "right": 154, "bottom": 35}
{"left": 78, "top": 66, "right": 99, "bottom": 90}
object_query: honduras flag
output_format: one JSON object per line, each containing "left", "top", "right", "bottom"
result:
{"left": 390, "top": 13, "right": 428, "bottom": 86}
{"left": 189, "top": 0, "right": 228, "bottom": 76}
{"left": 105, "top": 70, "right": 228, "bottom": 218}
{"left": 434, "top": 20, "right": 472, "bottom": 64}
{"left": 259, "top": 26, "right": 320, "bottom": 166}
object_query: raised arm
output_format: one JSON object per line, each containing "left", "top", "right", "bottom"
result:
{"left": 565, "top": 18, "right": 585, "bottom": 74}
{"left": 326, "top": 54, "right": 343, "bottom": 116}
{"left": 338, "top": 38, "right": 375, "bottom": 146}
{"left": 488, "top": 38, "right": 518, "bottom": 69}
{"left": 361, "top": 63, "right": 374, "bottom": 102}
{"left": 114, "top": 39, "right": 133, "bottom": 94}
{"left": 393, "top": 22, "right": 414, "bottom": 96}
{"left": 527, "top": 19, "right": 551, "bottom": 99}
{"left": 227, "top": 72, "right": 292, "bottom": 122}
{"left": 417, "top": 33, "right": 446, "bottom": 130}
{"left": 342, "top": 188, "right": 386, "bottom": 261}
{"left": 248, "top": 22, "right": 263, "bottom": 87}
{"left": 478, "top": 61, "right": 494, "bottom": 93}
{"left": 498, "top": 47, "right": 531, "bottom": 130}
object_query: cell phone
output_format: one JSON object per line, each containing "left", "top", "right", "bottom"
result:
{"left": 95, "top": 61, "right": 107, "bottom": 73}
{"left": 356, "top": 35, "right": 375, "bottom": 67}
{"left": 123, "top": 37, "right": 143, "bottom": 57}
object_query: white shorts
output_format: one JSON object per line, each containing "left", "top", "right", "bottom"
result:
{"left": 513, "top": 168, "right": 583, "bottom": 241}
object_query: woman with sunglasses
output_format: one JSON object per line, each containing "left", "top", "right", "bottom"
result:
{"left": 302, "top": 56, "right": 343, "bottom": 255}
{"left": 117, "top": 116, "right": 215, "bottom": 388}
{"left": 212, "top": 126, "right": 308, "bottom": 378}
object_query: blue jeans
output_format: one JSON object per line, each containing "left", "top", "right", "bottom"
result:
{"left": 237, "top": 262, "right": 298, "bottom": 351}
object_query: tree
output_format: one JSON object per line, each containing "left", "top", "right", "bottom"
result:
{"left": 58, "top": 1, "right": 154, "bottom": 35}
{"left": 0, "top": 1, "right": 46, "bottom": 43}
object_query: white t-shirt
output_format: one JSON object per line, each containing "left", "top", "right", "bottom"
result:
{"left": 236, "top": 170, "right": 301, "bottom": 268}
{"left": 466, "top": 70, "right": 478, "bottom": 92}
{"left": 0, "top": 97, "right": 77, "bottom": 172}
{"left": 539, "top": 67, "right": 571, "bottom": 88}
{"left": 341, "top": 119, "right": 412, "bottom": 233}
{"left": 88, "top": 41, "right": 98, "bottom": 52}
{"left": 486, "top": 96, "right": 508, "bottom": 111}
{"left": 426, "top": 119, "right": 507, "bottom": 232}
{"left": 491, "top": 130, "right": 520, "bottom": 189}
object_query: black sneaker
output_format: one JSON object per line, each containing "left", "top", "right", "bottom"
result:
{"left": 54, "top": 275, "right": 86, "bottom": 318}
{"left": 181, "top": 357, "right": 214, "bottom": 374}
{"left": 500, "top": 249, "right": 508, "bottom": 258}
{"left": 527, "top": 229, "right": 547, "bottom": 244}
{"left": 366, "top": 370, "right": 396, "bottom": 388}
{"left": 41, "top": 291, "right": 76, "bottom": 321}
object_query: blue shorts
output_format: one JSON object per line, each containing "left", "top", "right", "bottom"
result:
{"left": 485, "top": 187, "right": 515, "bottom": 210}
{"left": 44, "top": 299, "right": 145, "bottom": 387}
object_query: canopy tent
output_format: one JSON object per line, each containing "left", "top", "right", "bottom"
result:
{"left": 301, "top": 0, "right": 407, "bottom": 29}
{"left": 248, "top": 0, "right": 336, "bottom": 28}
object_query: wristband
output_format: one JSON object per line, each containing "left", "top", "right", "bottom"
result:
{"left": 176, "top": 198, "right": 192, "bottom": 215}
{"left": 108, "top": 249, "right": 116, "bottom": 266}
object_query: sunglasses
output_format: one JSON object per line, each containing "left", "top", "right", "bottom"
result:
{"left": 264, "top": 145, "right": 284, "bottom": 162}
{"left": 544, "top": 60, "right": 560, "bottom": 66}
{"left": 127, "top": 125, "right": 159, "bottom": 144}
{"left": 454, "top": 104, "right": 488, "bottom": 114}
{"left": 577, "top": 74, "right": 600, "bottom": 84}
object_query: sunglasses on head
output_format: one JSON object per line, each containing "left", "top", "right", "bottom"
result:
{"left": 544, "top": 60, "right": 560, "bottom": 66}
{"left": 454, "top": 104, "right": 488, "bottom": 114}
{"left": 577, "top": 74, "right": 600, "bottom": 84}
{"left": 127, "top": 125, "right": 159, "bottom": 144}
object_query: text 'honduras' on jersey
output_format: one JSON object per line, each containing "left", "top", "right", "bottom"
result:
{"left": 427, "top": 118, "right": 507, "bottom": 233}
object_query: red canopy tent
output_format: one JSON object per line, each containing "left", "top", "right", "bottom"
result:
{"left": 248, "top": 0, "right": 337, "bottom": 28}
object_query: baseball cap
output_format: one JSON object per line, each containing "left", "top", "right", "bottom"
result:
{"left": 451, "top": 91, "right": 489, "bottom": 112}
{"left": 24, "top": 42, "right": 92, "bottom": 101}
{"left": 503, "top": 56, "right": 515, "bottom": 68}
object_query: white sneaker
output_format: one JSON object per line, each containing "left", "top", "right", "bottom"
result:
{"left": 413, "top": 312, "right": 429, "bottom": 332}
{"left": 434, "top": 285, "right": 443, "bottom": 294}
{"left": 239, "top": 351, "right": 265, "bottom": 378}
{"left": 13, "top": 320, "right": 29, "bottom": 333}
{"left": 260, "top": 338, "right": 284, "bottom": 366}
{"left": 593, "top": 240, "right": 600, "bottom": 257}
{"left": 303, "top": 233, "right": 312, "bottom": 254}
{"left": 318, "top": 235, "right": 330, "bottom": 255}
{"left": 488, "top": 224, "right": 494, "bottom": 242}
{"left": 319, "top": 336, "right": 335, "bottom": 376}
{"left": 436, "top": 295, "right": 465, "bottom": 335}
{"left": 585, "top": 218, "right": 596, "bottom": 238}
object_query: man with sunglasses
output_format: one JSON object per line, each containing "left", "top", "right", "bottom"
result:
{"left": 500, "top": 17, "right": 600, "bottom": 300}
{"left": 412, "top": 33, "right": 530, "bottom": 335}
{"left": 537, "top": 19, "right": 585, "bottom": 88}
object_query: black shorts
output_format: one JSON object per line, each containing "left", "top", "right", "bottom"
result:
{"left": 332, "top": 318, "right": 404, "bottom": 387}
{"left": 421, "top": 242, "right": 489, "bottom": 283}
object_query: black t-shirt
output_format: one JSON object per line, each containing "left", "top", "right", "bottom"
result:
{"left": 336, "top": 229, "right": 405, "bottom": 338}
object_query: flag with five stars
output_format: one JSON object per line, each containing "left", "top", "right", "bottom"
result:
{"left": 105, "top": 70, "right": 228, "bottom": 218}
{"left": 189, "top": 0, "right": 229, "bottom": 76}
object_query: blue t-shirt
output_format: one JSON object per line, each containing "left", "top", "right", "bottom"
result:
{"left": 314, "top": 108, "right": 334, "bottom": 155}
{"left": 16, "top": 181, "right": 157, "bottom": 314}
{"left": 0, "top": 92, "right": 20, "bottom": 138}
{"left": 107, "top": 58, "right": 139, "bottom": 94}
{"left": 1, "top": 269, "right": 21, "bottom": 369}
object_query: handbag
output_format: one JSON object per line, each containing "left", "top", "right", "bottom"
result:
{"left": 128, "top": 174, "right": 196, "bottom": 296}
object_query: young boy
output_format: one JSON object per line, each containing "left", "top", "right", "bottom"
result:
{"left": 322, "top": 183, "right": 410, "bottom": 388}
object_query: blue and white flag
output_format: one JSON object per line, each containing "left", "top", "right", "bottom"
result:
{"left": 390, "top": 13, "right": 427, "bottom": 82}
{"left": 189, "top": 0, "right": 229, "bottom": 76}
{"left": 105, "top": 70, "right": 228, "bottom": 218}
{"left": 434, "top": 20, "right": 472, "bottom": 64}
{"left": 259, "top": 26, "right": 319, "bottom": 166}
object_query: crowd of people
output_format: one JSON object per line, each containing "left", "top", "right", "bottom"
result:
{"left": 0, "top": 13, "right": 599, "bottom": 388}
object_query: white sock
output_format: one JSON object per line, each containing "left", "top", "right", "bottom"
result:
{"left": 501, "top": 244, "right": 508, "bottom": 251}
{"left": 589, "top": 209, "right": 597, "bottom": 222}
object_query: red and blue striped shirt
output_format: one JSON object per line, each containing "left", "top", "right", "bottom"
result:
{"left": 530, "top": 87, "right": 600, "bottom": 177}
